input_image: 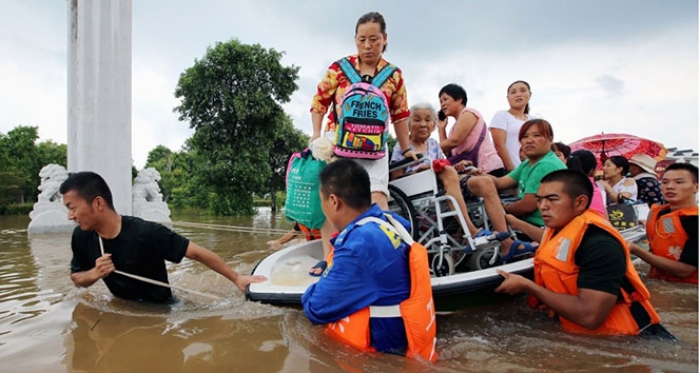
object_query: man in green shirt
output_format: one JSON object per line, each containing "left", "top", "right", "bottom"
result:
{"left": 467, "top": 119, "right": 565, "bottom": 262}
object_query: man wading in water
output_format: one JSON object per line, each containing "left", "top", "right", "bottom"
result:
{"left": 61, "top": 171, "right": 266, "bottom": 303}
{"left": 496, "top": 169, "right": 673, "bottom": 338}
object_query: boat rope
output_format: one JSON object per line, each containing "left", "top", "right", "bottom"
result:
{"left": 98, "top": 236, "right": 224, "bottom": 301}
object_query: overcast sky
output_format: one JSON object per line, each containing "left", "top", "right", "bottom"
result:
{"left": 1, "top": 0, "right": 697, "bottom": 168}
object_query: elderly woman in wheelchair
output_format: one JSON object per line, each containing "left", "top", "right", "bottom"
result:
{"left": 388, "top": 103, "right": 516, "bottom": 275}
{"left": 389, "top": 103, "right": 486, "bottom": 239}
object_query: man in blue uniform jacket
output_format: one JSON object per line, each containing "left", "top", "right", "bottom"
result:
{"left": 302, "top": 158, "right": 412, "bottom": 355}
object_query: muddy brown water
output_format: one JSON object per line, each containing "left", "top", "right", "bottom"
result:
{"left": 0, "top": 210, "right": 696, "bottom": 373}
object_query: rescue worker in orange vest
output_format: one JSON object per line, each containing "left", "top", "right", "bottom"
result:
{"left": 301, "top": 159, "right": 437, "bottom": 361}
{"left": 629, "top": 163, "right": 698, "bottom": 284}
{"left": 267, "top": 222, "right": 322, "bottom": 251}
{"left": 496, "top": 169, "right": 673, "bottom": 338}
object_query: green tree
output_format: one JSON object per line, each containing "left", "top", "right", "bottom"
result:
{"left": 267, "top": 114, "right": 308, "bottom": 212}
{"left": 0, "top": 132, "right": 22, "bottom": 208}
{"left": 166, "top": 140, "right": 211, "bottom": 210}
{"left": 387, "top": 134, "right": 398, "bottom": 155}
{"left": 0, "top": 126, "right": 39, "bottom": 203}
{"left": 173, "top": 39, "right": 299, "bottom": 215}
{"left": 35, "top": 140, "right": 67, "bottom": 169}
{"left": 0, "top": 126, "right": 67, "bottom": 211}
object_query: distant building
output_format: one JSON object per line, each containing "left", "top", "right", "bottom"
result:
{"left": 665, "top": 147, "right": 698, "bottom": 166}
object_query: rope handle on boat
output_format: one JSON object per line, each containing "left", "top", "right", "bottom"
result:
{"left": 98, "top": 236, "right": 224, "bottom": 301}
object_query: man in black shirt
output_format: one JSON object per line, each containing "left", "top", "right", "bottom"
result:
{"left": 61, "top": 172, "right": 266, "bottom": 303}
{"left": 495, "top": 170, "right": 667, "bottom": 336}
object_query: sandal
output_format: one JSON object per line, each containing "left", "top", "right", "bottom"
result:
{"left": 309, "top": 260, "right": 328, "bottom": 277}
{"left": 501, "top": 239, "right": 538, "bottom": 263}
{"left": 474, "top": 229, "right": 492, "bottom": 238}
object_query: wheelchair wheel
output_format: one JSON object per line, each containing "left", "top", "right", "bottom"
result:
{"left": 431, "top": 246, "right": 455, "bottom": 277}
{"left": 467, "top": 247, "right": 499, "bottom": 271}
{"left": 388, "top": 184, "right": 418, "bottom": 240}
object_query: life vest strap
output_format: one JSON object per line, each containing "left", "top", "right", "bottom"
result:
{"left": 354, "top": 215, "right": 414, "bottom": 244}
{"left": 369, "top": 305, "right": 402, "bottom": 318}
{"left": 621, "top": 276, "right": 654, "bottom": 331}
{"left": 354, "top": 216, "right": 412, "bottom": 320}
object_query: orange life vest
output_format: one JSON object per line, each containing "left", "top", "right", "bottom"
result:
{"left": 646, "top": 204, "right": 698, "bottom": 284}
{"left": 325, "top": 215, "right": 437, "bottom": 362}
{"left": 531, "top": 210, "right": 661, "bottom": 335}
{"left": 297, "top": 223, "right": 322, "bottom": 241}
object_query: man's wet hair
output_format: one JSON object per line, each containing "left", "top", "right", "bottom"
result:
{"left": 663, "top": 163, "right": 698, "bottom": 183}
{"left": 59, "top": 171, "right": 115, "bottom": 211}
{"left": 319, "top": 159, "right": 371, "bottom": 210}
{"left": 540, "top": 169, "right": 593, "bottom": 209}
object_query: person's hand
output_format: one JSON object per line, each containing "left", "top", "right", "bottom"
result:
{"left": 602, "top": 181, "right": 613, "bottom": 193}
{"left": 436, "top": 111, "right": 448, "bottom": 130}
{"left": 494, "top": 269, "right": 530, "bottom": 295}
{"left": 308, "top": 133, "right": 321, "bottom": 146}
{"left": 467, "top": 167, "right": 483, "bottom": 176}
{"left": 267, "top": 240, "right": 283, "bottom": 251}
{"left": 453, "top": 160, "right": 474, "bottom": 173}
{"left": 233, "top": 274, "right": 268, "bottom": 293}
{"left": 628, "top": 242, "right": 646, "bottom": 257}
{"left": 93, "top": 254, "right": 115, "bottom": 279}
{"left": 403, "top": 149, "right": 418, "bottom": 161}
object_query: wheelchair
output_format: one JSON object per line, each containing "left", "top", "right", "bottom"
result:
{"left": 387, "top": 156, "right": 512, "bottom": 277}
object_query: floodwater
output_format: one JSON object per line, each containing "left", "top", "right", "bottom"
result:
{"left": 0, "top": 210, "right": 697, "bottom": 373}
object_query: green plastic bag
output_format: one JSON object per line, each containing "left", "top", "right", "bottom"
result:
{"left": 285, "top": 151, "right": 327, "bottom": 229}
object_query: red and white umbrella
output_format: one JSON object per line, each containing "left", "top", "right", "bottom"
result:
{"left": 568, "top": 133, "right": 668, "bottom": 171}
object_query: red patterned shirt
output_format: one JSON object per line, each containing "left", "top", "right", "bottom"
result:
{"left": 310, "top": 55, "right": 409, "bottom": 132}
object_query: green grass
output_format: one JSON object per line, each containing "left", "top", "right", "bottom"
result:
{"left": 0, "top": 203, "right": 34, "bottom": 215}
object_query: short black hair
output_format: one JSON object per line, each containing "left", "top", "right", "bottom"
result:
{"left": 319, "top": 159, "right": 371, "bottom": 210}
{"left": 540, "top": 169, "right": 593, "bottom": 209}
{"left": 664, "top": 162, "right": 698, "bottom": 183}
{"left": 438, "top": 83, "right": 468, "bottom": 106}
{"left": 59, "top": 171, "right": 115, "bottom": 211}
{"left": 552, "top": 142, "right": 571, "bottom": 159}
{"left": 568, "top": 150, "right": 598, "bottom": 176}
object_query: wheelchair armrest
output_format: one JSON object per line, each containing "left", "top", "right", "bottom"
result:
{"left": 389, "top": 153, "right": 425, "bottom": 172}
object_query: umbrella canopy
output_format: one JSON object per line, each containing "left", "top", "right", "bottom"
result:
{"left": 568, "top": 133, "right": 668, "bottom": 171}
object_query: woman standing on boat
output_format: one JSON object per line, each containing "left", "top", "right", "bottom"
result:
{"left": 600, "top": 156, "right": 638, "bottom": 205}
{"left": 307, "top": 11, "right": 413, "bottom": 275}
{"left": 309, "top": 11, "right": 413, "bottom": 210}
{"left": 437, "top": 83, "right": 505, "bottom": 177}
{"left": 490, "top": 81, "right": 533, "bottom": 172}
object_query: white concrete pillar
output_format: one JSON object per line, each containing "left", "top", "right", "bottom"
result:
{"left": 67, "top": 0, "right": 133, "bottom": 215}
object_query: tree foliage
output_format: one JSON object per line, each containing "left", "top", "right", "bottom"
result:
{"left": 0, "top": 126, "right": 66, "bottom": 209}
{"left": 144, "top": 143, "right": 207, "bottom": 209}
{"left": 387, "top": 134, "right": 397, "bottom": 155}
{"left": 173, "top": 39, "right": 300, "bottom": 215}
